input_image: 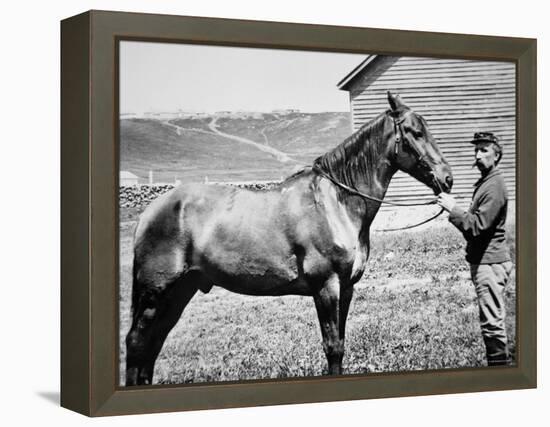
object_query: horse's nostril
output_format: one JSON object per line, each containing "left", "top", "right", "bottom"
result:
{"left": 445, "top": 175, "right": 453, "bottom": 189}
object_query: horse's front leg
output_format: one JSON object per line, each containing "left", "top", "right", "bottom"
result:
{"left": 313, "top": 275, "right": 354, "bottom": 375}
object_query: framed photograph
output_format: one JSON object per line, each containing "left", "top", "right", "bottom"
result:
{"left": 61, "top": 10, "right": 536, "bottom": 416}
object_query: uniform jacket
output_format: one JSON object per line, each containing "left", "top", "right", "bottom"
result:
{"left": 449, "top": 168, "right": 511, "bottom": 264}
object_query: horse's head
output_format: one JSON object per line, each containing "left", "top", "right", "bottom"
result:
{"left": 386, "top": 91, "right": 453, "bottom": 194}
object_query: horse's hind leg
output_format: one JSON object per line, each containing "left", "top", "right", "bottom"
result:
{"left": 313, "top": 275, "right": 354, "bottom": 375}
{"left": 125, "top": 266, "right": 199, "bottom": 386}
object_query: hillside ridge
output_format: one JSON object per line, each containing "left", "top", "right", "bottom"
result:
{"left": 120, "top": 111, "right": 352, "bottom": 184}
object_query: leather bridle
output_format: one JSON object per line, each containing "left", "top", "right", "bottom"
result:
{"left": 392, "top": 112, "right": 445, "bottom": 196}
{"left": 314, "top": 111, "right": 446, "bottom": 231}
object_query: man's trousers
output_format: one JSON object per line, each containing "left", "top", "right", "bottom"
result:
{"left": 470, "top": 261, "right": 514, "bottom": 366}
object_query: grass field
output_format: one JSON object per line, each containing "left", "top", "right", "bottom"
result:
{"left": 118, "top": 207, "right": 516, "bottom": 386}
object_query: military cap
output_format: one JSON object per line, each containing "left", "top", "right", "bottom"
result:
{"left": 470, "top": 131, "right": 501, "bottom": 148}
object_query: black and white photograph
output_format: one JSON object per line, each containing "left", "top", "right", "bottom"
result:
{"left": 4, "top": 0, "right": 548, "bottom": 423}
{"left": 118, "top": 41, "right": 517, "bottom": 386}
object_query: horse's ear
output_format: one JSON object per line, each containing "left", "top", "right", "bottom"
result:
{"left": 387, "top": 91, "right": 406, "bottom": 111}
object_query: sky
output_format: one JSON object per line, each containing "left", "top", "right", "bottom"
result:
{"left": 120, "top": 41, "right": 365, "bottom": 114}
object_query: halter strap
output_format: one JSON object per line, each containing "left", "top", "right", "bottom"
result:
{"left": 393, "top": 115, "right": 402, "bottom": 155}
{"left": 391, "top": 114, "right": 444, "bottom": 195}
{"left": 392, "top": 114, "right": 427, "bottom": 166}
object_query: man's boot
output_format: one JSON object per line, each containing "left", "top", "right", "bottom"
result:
{"left": 484, "top": 336, "right": 509, "bottom": 366}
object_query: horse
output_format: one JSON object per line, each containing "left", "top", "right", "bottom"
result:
{"left": 125, "top": 92, "right": 453, "bottom": 386}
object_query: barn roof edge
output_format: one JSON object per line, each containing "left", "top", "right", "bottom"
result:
{"left": 337, "top": 55, "right": 378, "bottom": 91}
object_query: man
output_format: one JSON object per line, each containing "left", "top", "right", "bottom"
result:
{"left": 437, "top": 132, "right": 513, "bottom": 366}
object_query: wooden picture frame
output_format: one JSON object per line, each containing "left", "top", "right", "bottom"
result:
{"left": 61, "top": 10, "right": 537, "bottom": 416}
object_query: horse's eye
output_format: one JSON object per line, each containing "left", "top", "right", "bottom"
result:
{"left": 407, "top": 128, "right": 423, "bottom": 138}
{"left": 414, "top": 131, "right": 424, "bottom": 138}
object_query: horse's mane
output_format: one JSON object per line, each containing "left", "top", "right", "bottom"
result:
{"left": 313, "top": 110, "right": 389, "bottom": 188}
{"left": 282, "top": 166, "right": 310, "bottom": 182}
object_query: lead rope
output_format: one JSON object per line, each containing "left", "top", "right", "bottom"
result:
{"left": 313, "top": 165, "right": 445, "bottom": 231}
{"left": 312, "top": 166, "right": 438, "bottom": 207}
{"left": 374, "top": 208, "right": 444, "bottom": 232}
{"left": 314, "top": 115, "right": 446, "bottom": 231}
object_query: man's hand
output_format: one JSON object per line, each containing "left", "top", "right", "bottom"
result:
{"left": 437, "top": 193, "right": 457, "bottom": 212}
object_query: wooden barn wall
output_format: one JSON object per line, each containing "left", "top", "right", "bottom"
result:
{"left": 347, "top": 56, "right": 516, "bottom": 211}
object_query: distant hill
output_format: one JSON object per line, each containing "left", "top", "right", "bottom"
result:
{"left": 120, "top": 111, "right": 352, "bottom": 183}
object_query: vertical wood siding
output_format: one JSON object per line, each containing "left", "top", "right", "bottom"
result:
{"left": 346, "top": 56, "right": 516, "bottom": 210}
